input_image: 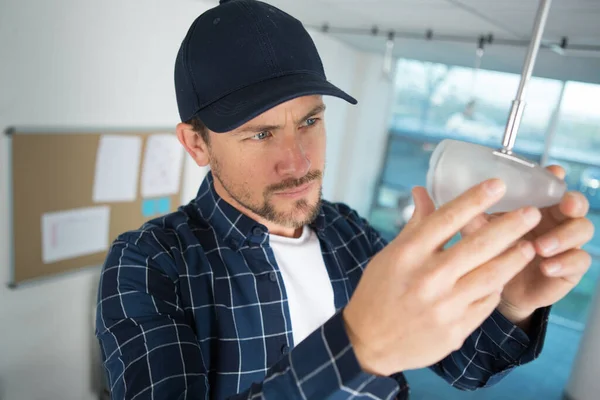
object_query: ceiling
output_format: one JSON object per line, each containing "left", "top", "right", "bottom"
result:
{"left": 200, "top": 0, "right": 600, "bottom": 84}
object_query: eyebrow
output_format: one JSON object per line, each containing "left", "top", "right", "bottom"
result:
{"left": 238, "top": 103, "right": 327, "bottom": 134}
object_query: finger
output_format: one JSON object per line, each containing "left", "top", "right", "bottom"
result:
{"left": 452, "top": 241, "right": 536, "bottom": 304}
{"left": 547, "top": 192, "right": 590, "bottom": 224}
{"left": 534, "top": 217, "right": 595, "bottom": 257}
{"left": 405, "top": 186, "right": 436, "bottom": 227}
{"left": 436, "top": 206, "right": 541, "bottom": 281}
{"left": 540, "top": 249, "right": 593, "bottom": 284}
{"left": 545, "top": 164, "right": 566, "bottom": 180}
{"left": 461, "top": 291, "right": 502, "bottom": 339}
{"left": 407, "top": 179, "right": 507, "bottom": 252}
{"left": 460, "top": 213, "right": 490, "bottom": 237}
{"left": 460, "top": 212, "right": 503, "bottom": 237}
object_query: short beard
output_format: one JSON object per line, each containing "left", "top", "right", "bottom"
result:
{"left": 211, "top": 157, "right": 323, "bottom": 229}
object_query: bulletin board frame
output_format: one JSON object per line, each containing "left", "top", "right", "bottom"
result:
{"left": 5, "top": 126, "right": 184, "bottom": 289}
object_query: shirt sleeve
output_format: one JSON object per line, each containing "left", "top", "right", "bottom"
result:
{"left": 96, "top": 238, "right": 402, "bottom": 400}
{"left": 96, "top": 238, "right": 210, "bottom": 400}
{"left": 429, "top": 306, "right": 551, "bottom": 390}
{"left": 353, "top": 208, "right": 551, "bottom": 389}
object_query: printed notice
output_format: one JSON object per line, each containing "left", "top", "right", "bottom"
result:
{"left": 141, "top": 134, "right": 185, "bottom": 198}
{"left": 93, "top": 135, "right": 142, "bottom": 203}
{"left": 41, "top": 206, "right": 111, "bottom": 264}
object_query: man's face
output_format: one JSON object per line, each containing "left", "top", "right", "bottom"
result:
{"left": 205, "top": 95, "right": 327, "bottom": 230}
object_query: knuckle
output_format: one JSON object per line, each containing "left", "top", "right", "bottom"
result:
{"left": 466, "top": 232, "right": 492, "bottom": 255}
{"left": 431, "top": 303, "right": 450, "bottom": 326}
{"left": 398, "top": 238, "right": 419, "bottom": 260}
{"left": 439, "top": 209, "right": 459, "bottom": 228}
{"left": 424, "top": 267, "right": 445, "bottom": 286}
{"left": 507, "top": 243, "right": 531, "bottom": 266}
{"left": 412, "top": 271, "right": 442, "bottom": 303}
{"left": 412, "top": 276, "right": 435, "bottom": 302}
{"left": 472, "top": 232, "right": 490, "bottom": 249}
{"left": 516, "top": 240, "right": 535, "bottom": 261}
{"left": 511, "top": 207, "right": 536, "bottom": 227}
{"left": 509, "top": 211, "right": 528, "bottom": 230}
{"left": 480, "top": 266, "right": 502, "bottom": 290}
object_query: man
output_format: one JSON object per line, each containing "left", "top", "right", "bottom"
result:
{"left": 95, "top": 1, "right": 595, "bottom": 399}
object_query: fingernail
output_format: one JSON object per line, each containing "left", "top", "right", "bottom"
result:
{"left": 544, "top": 261, "right": 562, "bottom": 276}
{"left": 485, "top": 179, "right": 506, "bottom": 196}
{"left": 538, "top": 237, "right": 559, "bottom": 254}
{"left": 521, "top": 207, "right": 541, "bottom": 224}
{"left": 518, "top": 241, "right": 535, "bottom": 259}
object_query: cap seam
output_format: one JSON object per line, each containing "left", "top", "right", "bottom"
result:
{"left": 239, "top": 0, "right": 280, "bottom": 74}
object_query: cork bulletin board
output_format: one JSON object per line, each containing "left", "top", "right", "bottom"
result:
{"left": 6, "top": 127, "right": 185, "bottom": 287}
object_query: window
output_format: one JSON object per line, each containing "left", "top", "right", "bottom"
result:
{"left": 372, "top": 62, "right": 599, "bottom": 324}
{"left": 545, "top": 81, "right": 600, "bottom": 326}
{"left": 368, "top": 57, "right": 600, "bottom": 400}
{"left": 371, "top": 58, "right": 564, "bottom": 238}
{"left": 390, "top": 59, "right": 563, "bottom": 150}
{"left": 370, "top": 59, "right": 600, "bottom": 324}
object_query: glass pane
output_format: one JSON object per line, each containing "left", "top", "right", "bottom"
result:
{"left": 369, "top": 58, "right": 600, "bottom": 400}
{"left": 550, "top": 81, "right": 600, "bottom": 160}
{"left": 369, "top": 137, "right": 434, "bottom": 241}
{"left": 390, "top": 58, "right": 563, "bottom": 158}
{"left": 546, "top": 80, "right": 600, "bottom": 325}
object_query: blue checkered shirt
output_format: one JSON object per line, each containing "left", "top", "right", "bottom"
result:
{"left": 96, "top": 172, "right": 550, "bottom": 399}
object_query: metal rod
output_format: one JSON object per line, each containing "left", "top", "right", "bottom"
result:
{"left": 501, "top": 0, "right": 553, "bottom": 152}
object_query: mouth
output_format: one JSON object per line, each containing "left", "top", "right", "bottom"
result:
{"left": 273, "top": 181, "right": 315, "bottom": 198}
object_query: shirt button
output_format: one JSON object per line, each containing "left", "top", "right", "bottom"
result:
{"left": 253, "top": 227, "right": 264, "bottom": 236}
{"left": 269, "top": 272, "right": 277, "bottom": 282}
{"left": 281, "top": 344, "right": 289, "bottom": 355}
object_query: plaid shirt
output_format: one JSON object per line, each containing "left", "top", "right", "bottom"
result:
{"left": 96, "top": 172, "right": 550, "bottom": 400}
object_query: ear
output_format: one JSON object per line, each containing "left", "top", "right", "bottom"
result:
{"left": 176, "top": 122, "right": 210, "bottom": 167}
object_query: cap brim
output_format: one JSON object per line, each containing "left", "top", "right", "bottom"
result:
{"left": 195, "top": 73, "right": 357, "bottom": 133}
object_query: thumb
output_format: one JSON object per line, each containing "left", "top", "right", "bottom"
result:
{"left": 406, "top": 186, "right": 436, "bottom": 226}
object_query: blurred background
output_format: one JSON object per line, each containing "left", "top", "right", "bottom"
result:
{"left": 1, "top": 0, "right": 599, "bottom": 399}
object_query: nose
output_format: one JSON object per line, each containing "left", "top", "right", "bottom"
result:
{"left": 275, "top": 134, "right": 311, "bottom": 178}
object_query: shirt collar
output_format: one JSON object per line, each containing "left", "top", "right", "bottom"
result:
{"left": 193, "top": 171, "right": 327, "bottom": 250}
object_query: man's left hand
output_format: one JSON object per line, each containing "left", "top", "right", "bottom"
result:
{"left": 461, "top": 165, "right": 595, "bottom": 327}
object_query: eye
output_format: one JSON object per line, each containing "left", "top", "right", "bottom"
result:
{"left": 304, "top": 118, "right": 319, "bottom": 127}
{"left": 251, "top": 131, "right": 272, "bottom": 141}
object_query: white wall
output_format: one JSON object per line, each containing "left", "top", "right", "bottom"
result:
{"left": 0, "top": 2, "right": 212, "bottom": 399}
{"left": 332, "top": 54, "right": 396, "bottom": 216}
{"left": 0, "top": 1, "right": 393, "bottom": 399}
{"left": 307, "top": 31, "right": 396, "bottom": 214}
{"left": 306, "top": 30, "right": 359, "bottom": 201}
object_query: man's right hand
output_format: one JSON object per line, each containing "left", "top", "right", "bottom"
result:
{"left": 343, "top": 179, "right": 542, "bottom": 376}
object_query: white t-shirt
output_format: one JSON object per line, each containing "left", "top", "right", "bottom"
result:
{"left": 269, "top": 225, "right": 336, "bottom": 346}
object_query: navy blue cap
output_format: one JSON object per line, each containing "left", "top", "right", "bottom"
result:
{"left": 174, "top": 0, "right": 358, "bottom": 133}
